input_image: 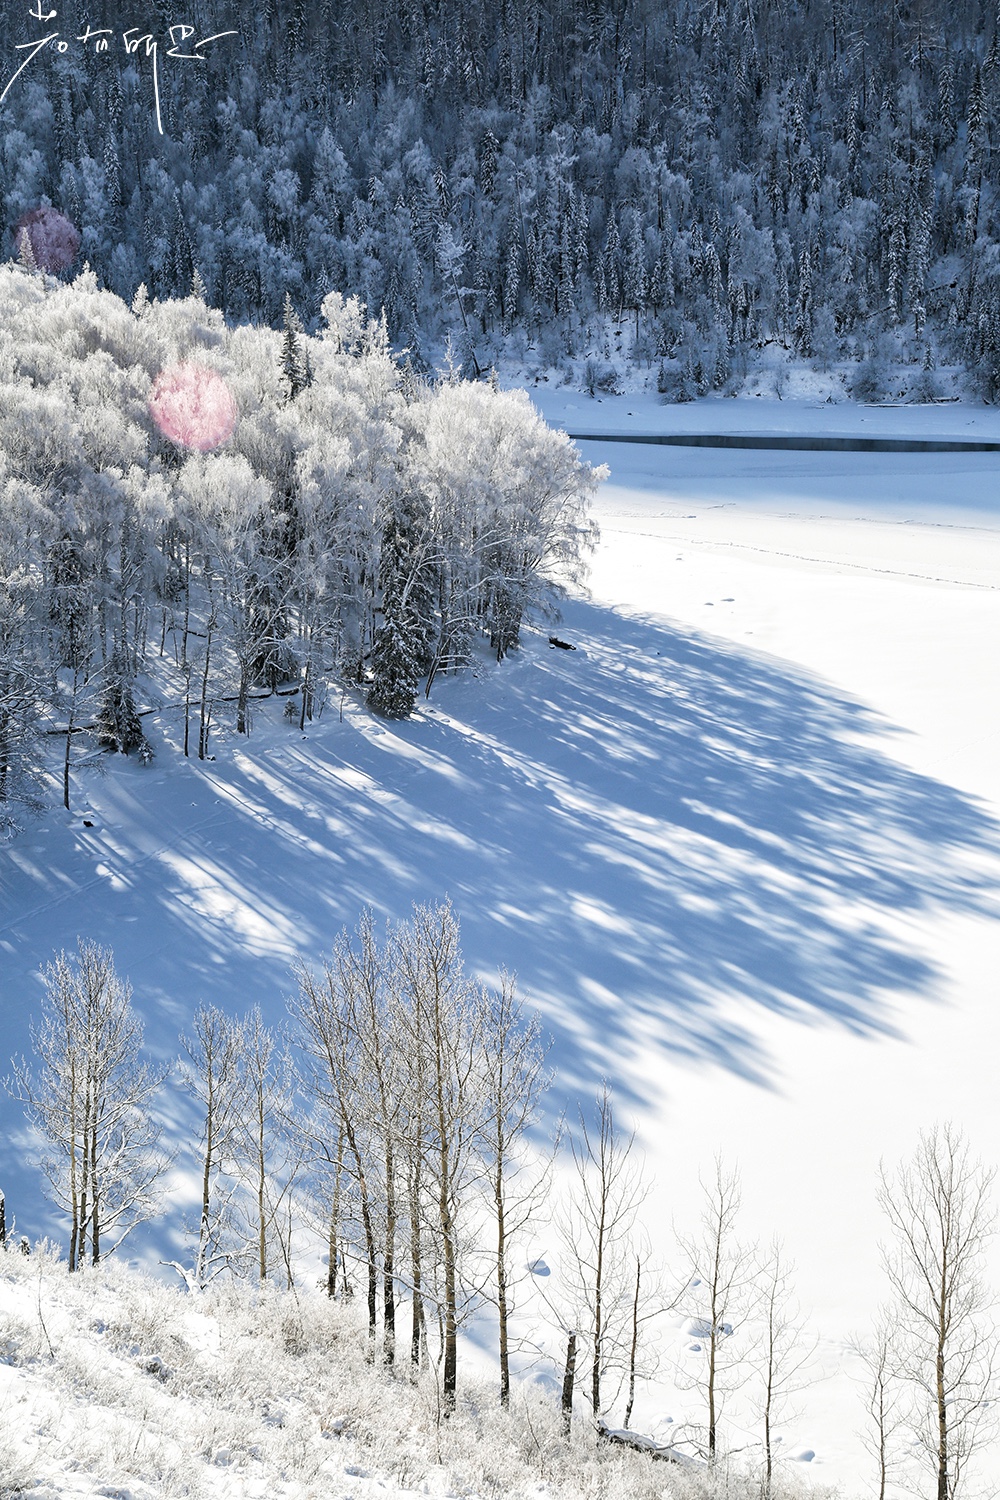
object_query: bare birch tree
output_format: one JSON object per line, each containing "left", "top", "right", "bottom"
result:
{"left": 179, "top": 1002, "right": 245, "bottom": 1286}
{"left": 752, "top": 1243, "right": 814, "bottom": 1497}
{"left": 854, "top": 1312, "right": 907, "bottom": 1500}
{"left": 678, "top": 1157, "right": 757, "bottom": 1464}
{"left": 476, "top": 970, "right": 552, "bottom": 1404}
{"left": 391, "top": 900, "right": 488, "bottom": 1412}
{"left": 878, "top": 1123, "right": 997, "bottom": 1500}
{"left": 338, "top": 912, "right": 404, "bottom": 1362}
{"left": 620, "top": 1235, "right": 673, "bottom": 1430}
{"left": 559, "top": 1083, "right": 649, "bottom": 1420}
{"left": 233, "top": 1006, "right": 300, "bottom": 1286}
{"left": 291, "top": 953, "right": 381, "bottom": 1346}
{"left": 8, "top": 940, "right": 167, "bottom": 1269}
{"left": 399, "top": 1000, "right": 428, "bottom": 1370}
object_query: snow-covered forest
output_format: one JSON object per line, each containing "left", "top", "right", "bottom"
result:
{"left": 0, "top": 263, "right": 599, "bottom": 833}
{"left": 4, "top": 0, "right": 1000, "bottom": 1495}
{"left": 1, "top": 0, "right": 999, "bottom": 393}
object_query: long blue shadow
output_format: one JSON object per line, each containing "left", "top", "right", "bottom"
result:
{"left": 1, "top": 595, "right": 998, "bottom": 1241}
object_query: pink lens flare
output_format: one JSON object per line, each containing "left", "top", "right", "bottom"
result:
{"left": 14, "top": 207, "right": 81, "bottom": 273}
{"left": 148, "top": 362, "right": 238, "bottom": 453}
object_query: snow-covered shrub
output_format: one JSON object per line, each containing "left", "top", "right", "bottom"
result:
{"left": 584, "top": 357, "right": 619, "bottom": 395}
{"left": 849, "top": 348, "right": 888, "bottom": 402}
{"left": 657, "top": 356, "right": 696, "bottom": 401}
{"left": 0, "top": 1248, "right": 845, "bottom": 1500}
{"left": 0, "top": 1313, "right": 45, "bottom": 1367}
{"left": 0, "top": 1412, "right": 36, "bottom": 1499}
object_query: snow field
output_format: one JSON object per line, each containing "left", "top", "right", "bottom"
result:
{"left": 2, "top": 397, "right": 1000, "bottom": 1493}
{"left": 569, "top": 411, "right": 1000, "bottom": 1487}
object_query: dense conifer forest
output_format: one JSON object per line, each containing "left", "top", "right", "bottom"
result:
{"left": 1, "top": 0, "right": 998, "bottom": 393}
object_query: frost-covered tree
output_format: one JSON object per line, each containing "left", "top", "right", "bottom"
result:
{"left": 0, "top": 262, "right": 600, "bottom": 815}
{"left": 291, "top": 902, "right": 542, "bottom": 1406}
{"left": 8, "top": 941, "right": 167, "bottom": 1270}
{"left": 178, "top": 1004, "right": 247, "bottom": 1287}
{"left": 389, "top": 901, "right": 490, "bottom": 1412}
{"left": 0, "top": 658, "right": 45, "bottom": 836}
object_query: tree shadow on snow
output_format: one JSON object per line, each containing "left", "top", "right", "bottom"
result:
{"left": 2, "top": 596, "right": 998, "bottom": 1152}
{"left": 426, "top": 597, "right": 1000, "bottom": 1098}
{"left": 133, "top": 595, "right": 1000, "bottom": 1108}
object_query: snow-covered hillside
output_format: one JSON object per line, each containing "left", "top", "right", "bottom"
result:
{"left": 3, "top": 395, "right": 1000, "bottom": 1495}
{"left": 1, "top": 1244, "right": 748, "bottom": 1500}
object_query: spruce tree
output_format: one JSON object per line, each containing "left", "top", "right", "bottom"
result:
{"left": 368, "top": 609, "right": 419, "bottom": 720}
{"left": 281, "top": 293, "right": 312, "bottom": 400}
{"left": 96, "top": 654, "right": 145, "bottom": 755}
{"left": 394, "top": 493, "right": 438, "bottom": 675}
{"left": 368, "top": 517, "right": 420, "bottom": 719}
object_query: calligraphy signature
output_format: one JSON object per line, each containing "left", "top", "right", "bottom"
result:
{"left": 1, "top": 9, "right": 237, "bottom": 135}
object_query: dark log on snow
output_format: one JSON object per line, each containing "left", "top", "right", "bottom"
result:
{"left": 595, "top": 1418, "right": 696, "bottom": 1465}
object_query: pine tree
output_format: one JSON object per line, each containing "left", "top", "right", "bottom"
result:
{"left": 171, "top": 191, "right": 194, "bottom": 296}
{"left": 16, "top": 227, "right": 38, "bottom": 275}
{"left": 395, "top": 492, "right": 438, "bottom": 675}
{"left": 603, "top": 211, "right": 622, "bottom": 318}
{"left": 650, "top": 237, "right": 674, "bottom": 312}
{"left": 908, "top": 202, "right": 931, "bottom": 337}
{"left": 622, "top": 209, "right": 646, "bottom": 333}
{"left": 938, "top": 61, "right": 955, "bottom": 149}
{"left": 886, "top": 214, "right": 905, "bottom": 325}
{"left": 480, "top": 128, "right": 499, "bottom": 198}
{"left": 704, "top": 241, "right": 726, "bottom": 325}
{"left": 793, "top": 248, "right": 813, "bottom": 353}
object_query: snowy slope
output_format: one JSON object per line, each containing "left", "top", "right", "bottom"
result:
{"left": 3, "top": 397, "right": 1000, "bottom": 1493}
{"left": 1, "top": 1245, "right": 712, "bottom": 1500}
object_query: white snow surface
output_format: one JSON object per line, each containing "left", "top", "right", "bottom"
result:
{"left": 3, "top": 393, "right": 1000, "bottom": 1494}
